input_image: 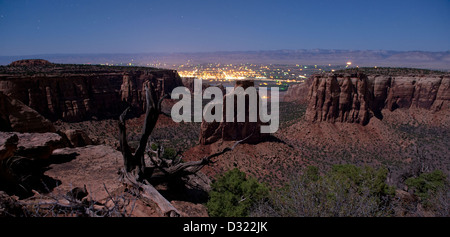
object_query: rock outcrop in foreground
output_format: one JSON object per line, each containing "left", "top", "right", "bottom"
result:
{"left": 0, "top": 60, "right": 183, "bottom": 122}
{"left": 60, "top": 129, "right": 94, "bottom": 147}
{"left": 0, "top": 132, "right": 64, "bottom": 160}
{"left": 305, "top": 73, "right": 450, "bottom": 125}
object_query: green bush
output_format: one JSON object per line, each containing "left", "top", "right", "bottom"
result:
{"left": 405, "top": 170, "right": 447, "bottom": 201}
{"left": 329, "top": 164, "right": 395, "bottom": 197}
{"left": 162, "top": 147, "right": 176, "bottom": 160}
{"left": 150, "top": 143, "right": 158, "bottom": 151}
{"left": 251, "top": 164, "right": 395, "bottom": 217}
{"left": 150, "top": 144, "right": 177, "bottom": 160}
{"left": 207, "top": 168, "right": 269, "bottom": 217}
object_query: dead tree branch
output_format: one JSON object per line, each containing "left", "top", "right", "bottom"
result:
{"left": 118, "top": 83, "right": 250, "bottom": 217}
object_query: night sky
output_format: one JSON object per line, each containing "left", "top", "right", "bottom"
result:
{"left": 0, "top": 0, "right": 449, "bottom": 56}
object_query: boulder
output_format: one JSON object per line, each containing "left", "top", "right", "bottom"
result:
{"left": 15, "top": 132, "right": 64, "bottom": 160}
{"left": 62, "top": 129, "right": 94, "bottom": 147}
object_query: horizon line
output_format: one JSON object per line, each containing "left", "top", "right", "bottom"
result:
{"left": 1, "top": 48, "right": 450, "bottom": 57}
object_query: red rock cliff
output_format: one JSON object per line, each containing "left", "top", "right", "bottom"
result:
{"left": 199, "top": 80, "right": 269, "bottom": 145}
{"left": 0, "top": 63, "right": 183, "bottom": 122}
{"left": 305, "top": 73, "right": 450, "bottom": 125}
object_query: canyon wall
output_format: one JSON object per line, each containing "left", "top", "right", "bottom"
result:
{"left": 303, "top": 73, "right": 450, "bottom": 125}
{"left": 0, "top": 64, "right": 183, "bottom": 122}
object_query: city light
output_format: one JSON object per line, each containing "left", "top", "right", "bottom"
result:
{"left": 173, "top": 62, "right": 350, "bottom": 83}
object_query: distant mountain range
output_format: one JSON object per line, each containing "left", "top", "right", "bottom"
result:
{"left": 1, "top": 49, "right": 449, "bottom": 70}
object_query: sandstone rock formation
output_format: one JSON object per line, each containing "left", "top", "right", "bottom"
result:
{"left": 199, "top": 80, "right": 268, "bottom": 145}
{"left": 9, "top": 59, "right": 52, "bottom": 67}
{"left": 46, "top": 145, "right": 123, "bottom": 201}
{"left": 305, "top": 73, "right": 450, "bottom": 125}
{"left": 306, "top": 73, "right": 373, "bottom": 125}
{"left": 0, "top": 131, "right": 64, "bottom": 198}
{"left": 4, "top": 144, "right": 209, "bottom": 217}
{"left": 13, "top": 132, "right": 64, "bottom": 160}
{"left": 0, "top": 132, "right": 64, "bottom": 160}
{"left": 0, "top": 61, "right": 183, "bottom": 122}
{"left": 283, "top": 77, "right": 312, "bottom": 103}
{"left": 432, "top": 76, "right": 450, "bottom": 111}
{"left": 0, "top": 133, "right": 18, "bottom": 160}
{"left": 0, "top": 92, "right": 56, "bottom": 133}
{"left": 61, "top": 129, "right": 94, "bottom": 147}
{"left": 385, "top": 75, "right": 450, "bottom": 111}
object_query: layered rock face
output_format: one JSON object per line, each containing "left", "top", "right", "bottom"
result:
{"left": 283, "top": 77, "right": 312, "bottom": 104}
{"left": 199, "top": 80, "right": 268, "bottom": 145}
{"left": 306, "top": 73, "right": 373, "bottom": 125}
{"left": 385, "top": 75, "right": 450, "bottom": 111}
{"left": 305, "top": 73, "right": 450, "bottom": 125}
{"left": 0, "top": 62, "right": 183, "bottom": 122}
{"left": 0, "top": 91, "right": 56, "bottom": 133}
